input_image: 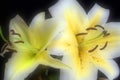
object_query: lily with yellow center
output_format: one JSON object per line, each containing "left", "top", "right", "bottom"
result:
{"left": 2, "top": 12, "right": 69, "bottom": 80}
{"left": 49, "top": 0, "right": 120, "bottom": 80}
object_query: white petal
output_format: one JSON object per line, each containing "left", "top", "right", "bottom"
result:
{"left": 48, "top": 23, "right": 77, "bottom": 56}
{"left": 98, "top": 60, "right": 119, "bottom": 80}
{"left": 49, "top": 0, "right": 88, "bottom": 33}
{"left": 100, "top": 22, "right": 120, "bottom": 59}
{"left": 37, "top": 51, "right": 70, "bottom": 70}
{"left": 28, "top": 17, "right": 64, "bottom": 51}
{"left": 9, "top": 15, "right": 29, "bottom": 43}
{"left": 88, "top": 4, "right": 109, "bottom": 27}
{"left": 60, "top": 69, "right": 74, "bottom": 80}
{"left": 49, "top": 0, "right": 87, "bottom": 17}
{"left": 4, "top": 53, "right": 39, "bottom": 80}
{"left": 60, "top": 54, "right": 98, "bottom": 80}
{"left": 30, "top": 12, "right": 45, "bottom": 27}
{"left": 60, "top": 67, "right": 98, "bottom": 80}
{"left": 60, "top": 54, "right": 76, "bottom": 80}
{"left": 105, "top": 22, "right": 120, "bottom": 33}
{"left": 38, "top": 18, "right": 65, "bottom": 52}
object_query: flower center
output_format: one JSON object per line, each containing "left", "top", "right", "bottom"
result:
{"left": 76, "top": 25, "right": 110, "bottom": 53}
{"left": 1, "top": 29, "right": 47, "bottom": 57}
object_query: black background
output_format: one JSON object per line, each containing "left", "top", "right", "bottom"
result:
{"left": 0, "top": 0, "right": 120, "bottom": 80}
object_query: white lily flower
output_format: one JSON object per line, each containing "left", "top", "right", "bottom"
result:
{"left": 49, "top": 0, "right": 120, "bottom": 80}
{"left": 3, "top": 12, "right": 69, "bottom": 80}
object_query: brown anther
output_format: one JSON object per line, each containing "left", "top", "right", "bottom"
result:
{"left": 103, "top": 30, "right": 107, "bottom": 35}
{"left": 88, "top": 45, "right": 98, "bottom": 53}
{"left": 10, "top": 29, "right": 14, "bottom": 33}
{"left": 14, "top": 41, "right": 24, "bottom": 43}
{"left": 100, "top": 41, "right": 108, "bottom": 50}
{"left": 1, "top": 43, "right": 8, "bottom": 52}
{"left": 6, "top": 48, "right": 17, "bottom": 53}
{"left": 10, "top": 29, "right": 21, "bottom": 37}
{"left": 86, "top": 27, "right": 97, "bottom": 31}
{"left": 104, "top": 33, "right": 110, "bottom": 37}
{"left": 105, "top": 33, "right": 110, "bottom": 36}
{"left": 7, "top": 40, "right": 12, "bottom": 46}
{"left": 76, "top": 33, "right": 88, "bottom": 36}
{"left": 102, "top": 30, "right": 110, "bottom": 37}
{"left": 95, "top": 25, "right": 104, "bottom": 30}
{"left": 45, "top": 48, "right": 47, "bottom": 51}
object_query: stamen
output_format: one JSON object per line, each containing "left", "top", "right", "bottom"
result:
{"left": 104, "top": 33, "right": 110, "bottom": 37}
{"left": 14, "top": 41, "right": 24, "bottom": 43}
{"left": 95, "top": 25, "right": 104, "bottom": 30}
{"left": 88, "top": 45, "right": 98, "bottom": 53}
{"left": 1, "top": 43, "right": 8, "bottom": 52}
{"left": 10, "top": 29, "right": 16, "bottom": 34}
{"left": 86, "top": 27, "right": 97, "bottom": 31}
{"left": 103, "top": 30, "right": 107, "bottom": 35}
{"left": 45, "top": 48, "right": 47, "bottom": 51}
{"left": 105, "top": 33, "right": 110, "bottom": 36}
{"left": 10, "top": 29, "right": 21, "bottom": 37}
{"left": 76, "top": 33, "right": 88, "bottom": 36}
{"left": 6, "top": 48, "right": 17, "bottom": 53}
{"left": 100, "top": 41, "right": 108, "bottom": 50}
{"left": 102, "top": 30, "right": 110, "bottom": 37}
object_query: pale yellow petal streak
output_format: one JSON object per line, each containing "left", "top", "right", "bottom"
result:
{"left": 49, "top": 0, "right": 88, "bottom": 34}
{"left": 76, "top": 52, "right": 93, "bottom": 79}
{"left": 89, "top": 9, "right": 104, "bottom": 27}
{"left": 65, "top": 10, "right": 84, "bottom": 34}
{"left": 36, "top": 51, "right": 70, "bottom": 69}
{"left": 28, "top": 18, "right": 60, "bottom": 50}
{"left": 48, "top": 27, "right": 77, "bottom": 55}
{"left": 30, "top": 12, "right": 45, "bottom": 28}
{"left": 91, "top": 55, "right": 119, "bottom": 79}
{"left": 88, "top": 4, "right": 109, "bottom": 27}
{"left": 4, "top": 53, "right": 38, "bottom": 80}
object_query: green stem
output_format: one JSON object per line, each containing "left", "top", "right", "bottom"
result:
{"left": 0, "top": 26, "right": 7, "bottom": 42}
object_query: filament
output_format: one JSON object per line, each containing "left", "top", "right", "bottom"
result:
{"left": 1, "top": 43, "right": 8, "bottom": 52}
